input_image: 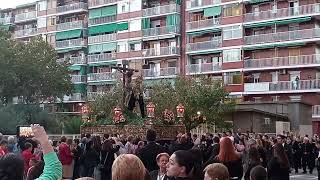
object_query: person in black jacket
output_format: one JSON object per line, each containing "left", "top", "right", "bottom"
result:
{"left": 81, "top": 140, "right": 100, "bottom": 177}
{"left": 302, "top": 137, "right": 315, "bottom": 174}
{"left": 292, "top": 137, "right": 302, "bottom": 173}
{"left": 244, "top": 147, "right": 262, "bottom": 180}
{"left": 137, "top": 129, "right": 166, "bottom": 172}
{"left": 267, "top": 143, "right": 290, "bottom": 180}
{"left": 101, "top": 139, "right": 120, "bottom": 180}
{"left": 150, "top": 153, "right": 170, "bottom": 180}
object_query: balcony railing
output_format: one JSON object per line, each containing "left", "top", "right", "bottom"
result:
{"left": 87, "top": 92, "right": 106, "bottom": 101}
{"left": 57, "top": 2, "right": 88, "bottom": 14}
{"left": 186, "top": 63, "right": 221, "bottom": 74}
{"left": 87, "top": 53, "right": 116, "bottom": 63}
{"left": 89, "top": 16, "right": 116, "bottom": 26}
{"left": 142, "top": 67, "right": 178, "bottom": 77}
{"left": 0, "top": 17, "right": 14, "bottom": 24}
{"left": 63, "top": 93, "right": 85, "bottom": 102}
{"left": 56, "top": 38, "right": 84, "bottom": 49}
{"left": 143, "top": 26, "right": 180, "bottom": 37}
{"left": 15, "top": 11, "right": 36, "bottom": 22}
{"left": 14, "top": 28, "right": 37, "bottom": 38}
{"left": 57, "top": 21, "right": 84, "bottom": 31}
{"left": 186, "top": 0, "right": 221, "bottom": 9}
{"left": 244, "top": 29, "right": 320, "bottom": 45}
{"left": 244, "top": 54, "right": 320, "bottom": 69}
{"left": 87, "top": 72, "right": 116, "bottom": 82}
{"left": 244, "top": 80, "right": 320, "bottom": 92}
{"left": 57, "top": 56, "right": 86, "bottom": 65}
{"left": 187, "top": 39, "right": 222, "bottom": 52}
{"left": 143, "top": 46, "right": 180, "bottom": 57}
{"left": 88, "top": 33, "right": 116, "bottom": 44}
{"left": 89, "top": 0, "right": 118, "bottom": 8}
{"left": 245, "top": 3, "right": 320, "bottom": 23}
{"left": 186, "top": 18, "right": 220, "bottom": 31}
{"left": 71, "top": 75, "right": 86, "bottom": 83}
{"left": 143, "top": 4, "right": 180, "bottom": 17}
{"left": 313, "top": 105, "right": 320, "bottom": 117}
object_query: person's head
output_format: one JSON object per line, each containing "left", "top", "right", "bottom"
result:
{"left": 192, "top": 134, "right": 197, "bottom": 140}
{"left": 24, "top": 142, "right": 33, "bottom": 151}
{"left": 138, "top": 141, "right": 144, "bottom": 148}
{"left": 60, "top": 136, "right": 67, "bottom": 143}
{"left": 248, "top": 139, "right": 257, "bottom": 148}
{"left": 166, "top": 150, "right": 196, "bottom": 178}
{"left": 86, "top": 140, "right": 94, "bottom": 151}
{"left": 273, "top": 143, "right": 289, "bottom": 168}
{"left": 146, "top": 129, "right": 156, "bottom": 142}
{"left": 156, "top": 153, "right": 170, "bottom": 171}
{"left": 276, "top": 135, "right": 284, "bottom": 144}
{"left": 74, "top": 139, "right": 80, "bottom": 145}
{"left": 250, "top": 165, "right": 266, "bottom": 180}
{"left": 112, "top": 154, "right": 146, "bottom": 180}
{"left": 7, "top": 136, "right": 15, "bottom": 145}
{"left": 127, "top": 136, "right": 134, "bottom": 143}
{"left": 102, "top": 139, "right": 113, "bottom": 152}
{"left": 249, "top": 147, "right": 260, "bottom": 163}
{"left": 213, "top": 136, "right": 220, "bottom": 144}
{"left": 67, "top": 139, "right": 73, "bottom": 145}
{"left": 256, "top": 139, "right": 263, "bottom": 148}
{"left": 0, "top": 153, "right": 24, "bottom": 180}
{"left": 203, "top": 163, "right": 229, "bottom": 180}
{"left": 103, "top": 134, "right": 110, "bottom": 141}
{"left": 218, "top": 137, "right": 239, "bottom": 163}
{"left": 0, "top": 140, "right": 8, "bottom": 149}
{"left": 303, "top": 137, "right": 309, "bottom": 143}
{"left": 180, "top": 135, "right": 187, "bottom": 144}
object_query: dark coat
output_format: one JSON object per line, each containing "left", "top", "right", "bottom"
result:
{"left": 150, "top": 170, "right": 169, "bottom": 180}
{"left": 137, "top": 141, "right": 166, "bottom": 172}
{"left": 210, "top": 157, "right": 243, "bottom": 180}
{"left": 267, "top": 157, "right": 290, "bottom": 180}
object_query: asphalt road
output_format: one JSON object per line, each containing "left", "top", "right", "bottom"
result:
{"left": 290, "top": 171, "right": 318, "bottom": 180}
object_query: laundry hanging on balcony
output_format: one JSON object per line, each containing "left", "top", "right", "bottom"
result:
{"left": 142, "top": 18, "right": 151, "bottom": 29}
{"left": 166, "top": 14, "right": 180, "bottom": 32}
{"left": 204, "top": 6, "right": 221, "bottom": 17}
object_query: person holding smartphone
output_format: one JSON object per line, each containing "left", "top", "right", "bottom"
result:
{"left": 0, "top": 124, "right": 62, "bottom": 180}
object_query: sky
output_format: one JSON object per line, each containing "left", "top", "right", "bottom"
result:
{"left": 0, "top": 0, "right": 38, "bottom": 9}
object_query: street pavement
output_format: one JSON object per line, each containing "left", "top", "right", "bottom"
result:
{"left": 290, "top": 171, "right": 318, "bottom": 180}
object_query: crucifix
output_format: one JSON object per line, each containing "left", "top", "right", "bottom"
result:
{"left": 111, "top": 61, "right": 145, "bottom": 117}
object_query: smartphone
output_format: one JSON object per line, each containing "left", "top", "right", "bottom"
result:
{"left": 17, "top": 125, "right": 34, "bottom": 138}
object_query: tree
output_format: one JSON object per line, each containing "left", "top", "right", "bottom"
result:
{"left": 0, "top": 31, "right": 73, "bottom": 104}
{"left": 63, "top": 116, "right": 83, "bottom": 134}
{"left": 149, "top": 76, "right": 235, "bottom": 131}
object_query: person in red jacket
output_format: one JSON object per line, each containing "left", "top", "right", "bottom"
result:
{"left": 0, "top": 140, "right": 8, "bottom": 156}
{"left": 22, "top": 142, "right": 35, "bottom": 176}
{"left": 58, "top": 136, "right": 73, "bottom": 179}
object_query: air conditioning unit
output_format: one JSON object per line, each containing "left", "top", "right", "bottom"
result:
{"left": 279, "top": 69, "right": 287, "bottom": 75}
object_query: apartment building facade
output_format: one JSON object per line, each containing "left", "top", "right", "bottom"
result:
{"left": 2, "top": 0, "right": 320, "bottom": 133}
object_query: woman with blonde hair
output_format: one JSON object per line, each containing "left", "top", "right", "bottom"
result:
{"left": 203, "top": 163, "right": 229, "bottom": 180}
{"left": 112, "top": 154, "right": 146, "bottom": 180}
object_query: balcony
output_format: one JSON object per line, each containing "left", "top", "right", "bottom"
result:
{"left": 63, "top": 93, "right": 86, "bottom": 102}
{"left": 57, "top": 56, "right": 86, "bottom": 65}
{"left": 71, "top": 75, "right": 87, "bottom": 84}
{"left": 87, "top": 53, "right": 116, "bottom": 63}
{"left": 143, "top": 26, "right": 180, "bottom": 39}
{"left": 87, "top": 72, "right": 116, "bottom": 82}
{"left": 57, "top": 21, "right": 84, "bottom": 31}
{"left": 143, "top": 4, "right": 180, "bottom": 17}
{"left": 244, "top": 80, "right": 320, "bottom": 94}
{"left": 88, "top": 33, "right": 116, "bottom": 44}
{"left": 143, "top": 46, "right": 180, "bottom": 58}
{"left": 89, "top": 16, "right": 116, "bottom": 26}
{"left": 87, "top": 92, "right": 106, "bottom": 101}
{"left": 14, "top": 28, "right": 37, "bottom": 38}
{"left": 186, "top": 0, "right": 221, "bottom": 10}
{"left": 57, "top": 2, "right": 88, "bottom": 14}
{"left": 186, "top": 63, "right": 221, "bottom": 74}
{"left": 244, "top": 54, "right": 320, "bottom": 70}
{"left": 15, "top": 11, "right": 37, "bottom": 23}
{"left": 186, "top": 18, "right": 220, "bottom": 32}
{"left": 187, "top": 39, "right": 222, "bottom": 53}
{"left": 244, "top": 3, "right": 320, "bottom": 23}
{"left": 56, "top": 38, "right": 85, "bottom": 49}
{"left": 0, "top": 17, "right": 14, "bottom": 24}
{"left": 313, "top": 105, "right": 320, "bottom": 118}
{"left": 89, "top": 0, "right": 118, "bottom": 8}
{"left": 142, "top": 67, "right": 178, "bottom": 78}
{"left": 244, "top": 29, "right": 320, "bottom": 45}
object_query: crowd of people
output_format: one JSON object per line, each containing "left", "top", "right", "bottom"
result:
{"left": 0, "top": 127, "right": 319, "bottom": 180}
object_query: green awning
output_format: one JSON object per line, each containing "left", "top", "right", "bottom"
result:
{"left": 243, "top": 21, "right": 275, "bottom": 28}
{"left": 243, "top": 42, "right": 305, "bottom": 50}
{"left": 248, "top": 0, "right": 271, "bottom": 4}
{"left": 68, "top": 65, "right": 81, "bottom": 71}
{"left": 74, "top": 84, "right": 86, "bottom": 93}
{"left": 166, "top": 14, "right": 180, "bottom": 26}
{"left": 244, "top": 17, "right": 312, "bottom": 28}
{"left": 88, "top": 42, "right": 117, "bottom": 53}
{"left": 88, "top": 81, "right": 115, "bottom": 85}
{"left": 188, "top": 49, "right": 222, "bottom": 55}
{"left": 101, "top": 5, "right": 117, "bottom": 17}
{"left": 142, "top": 18, "right": 150, "bottom": 29}
{"left": 187, "top": 28, "right": 221, "bottom": 35}
{"left": 128, "top": 40, "right": 141, "bottom": 44}
{"left": 88, "top": 23, "right": 117, "bottom": 35}
{"left": 57, "top": 47, "right": 83, "bottom": 53}
{"left": 204, "top": 6, "right": 221, "bottom": 17}
{"left": 89, "top": 8, "right": 102, "bottom": 19}
{"left": 117, "top": 22, "right": 129, "bottom": 31}
{"left": 0, "top": 24, "right": 10, "bottom": 31}
{"left": 56, "top": 29, "right": 82, "bottom": 40}
{"left": 80, "top": 66, "right": 86, "bottom": 75}
{"left": 88, "top": 61, "right": 117, "bottom": 67}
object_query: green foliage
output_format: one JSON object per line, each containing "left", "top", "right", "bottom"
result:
{"left": 0, "top": 30, "right": 73, "bottom": 104}
{"left": 63, "top": 116, "right": 83, "bottom": 134}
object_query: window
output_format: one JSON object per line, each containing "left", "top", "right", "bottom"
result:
{"left": 37, "top": 17, "right": 47, "bottom": 28}
{"left": 38, "top": 1, "right": 47, "bottom": 11}
{"left": 48, "top": 16, "right": 56, "bottom": 26}
{"left": 129, "top": 42, "right": 141, "bottom": 51}
{"left": 223, "top": 4, "right": 241, "bottom": 17}
{"left": 223, "top": 49, "right": 241, "bottom": 62}
{"left": 223, "top": 25, "right": 242, "bottom": 40}
{"left": 224, "top": 72, "right": 242, "bottom": 85}
{"left": 117, "top": 41, "right": 128, "bottom": 52}
{"left": 129, "top": 20, "right": 141, "bottom": 32}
